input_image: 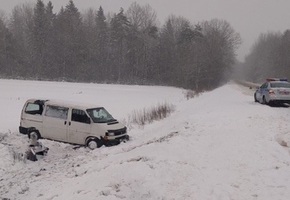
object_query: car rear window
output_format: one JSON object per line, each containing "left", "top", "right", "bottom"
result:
{"left": 270, "top": 82, "right": 290, "bottom": 88}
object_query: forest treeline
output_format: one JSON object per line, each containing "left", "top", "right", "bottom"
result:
{"left": 0, "top": 0, "right": 241, "bottom": 90}
{"left": 237, "top": 30, "right": 290, "bottom": 83}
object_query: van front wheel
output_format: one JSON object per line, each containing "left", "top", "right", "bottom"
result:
{"left": 86, "top": 138, "right": 102, "bottom": 150}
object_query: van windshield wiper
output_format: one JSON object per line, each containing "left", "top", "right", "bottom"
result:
{"left": 107, "top": 119, "right": 117, "bottom": 123}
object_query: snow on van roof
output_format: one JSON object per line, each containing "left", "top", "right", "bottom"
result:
{"left": 26, "top": 98, "right": 102, "bottom": 109}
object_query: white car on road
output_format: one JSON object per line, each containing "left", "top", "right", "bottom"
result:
{"left": 254, "top": 78, "right": 290, "bottom": 106}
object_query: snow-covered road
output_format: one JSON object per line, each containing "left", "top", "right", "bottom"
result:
{"left": 1, "top": 80, "right": 290, "bottom": 200}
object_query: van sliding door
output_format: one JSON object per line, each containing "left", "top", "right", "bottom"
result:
{"left": 43, "top": 105, "right": 69, "bottom": 141}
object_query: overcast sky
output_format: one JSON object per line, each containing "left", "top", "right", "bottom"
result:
{"left": 1, "top": 0, "right": 290, "bottom": 61}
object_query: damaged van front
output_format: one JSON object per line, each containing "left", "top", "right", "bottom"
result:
{"left": 86, "top": 107, "right": 129, "bottom": 147}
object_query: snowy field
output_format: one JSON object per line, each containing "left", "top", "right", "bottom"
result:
{"left": 1, "top": 79, "right": 290, "bottom": 200}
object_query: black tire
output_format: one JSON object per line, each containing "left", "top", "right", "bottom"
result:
{"left": 262, "top": 96, "right": 267, "bottom": 105}
{"left": 254, "top": 93, "right": 258, "bottom": 102}
{"left": 86, "top": 138, "right": 103, "bottom": 150}
{"left": 28, "top": 130, "right": 41, "bottom": 140}
{"left": 268, "top": 101, "right": 275, "bottom": 107}
{"left": 263, "top": 96, "right": 273, "bottom": 106}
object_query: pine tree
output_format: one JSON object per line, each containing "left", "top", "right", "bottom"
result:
{"left": 31, "top": 0, "right": 47, "bottom": 79}
{"left": 9, "top": 3, "right": 34, "bottom": 77}
{"left": 95, "top": 6, "right": 109, "bottom": 81}
{"left": 0, "top": 17, "right": 17, "bottom": 77}
{"left": 109, "top": 8, "right": 131, "bottom": 82}
{"left": 82, "top": 8, "right": 97, "bottom": 81}
{"left": 43, "top": 1, "right": 57, "bottom": 79}
{"left": 64, "top": 0, "right": 84, "bottom": 80}
{"left": 54, "top": 0, "right": 84, "bottom": 80}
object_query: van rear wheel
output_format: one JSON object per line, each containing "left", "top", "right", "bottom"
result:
{"left": 28, "top": 131, "right": 41, "bottom": 140}
{"left": 86, "top": 138, "right": 102, "bottom": 150}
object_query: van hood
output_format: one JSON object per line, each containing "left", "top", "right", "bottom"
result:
{"left": 92, "top": 121, "right": 126, "bottom": 132}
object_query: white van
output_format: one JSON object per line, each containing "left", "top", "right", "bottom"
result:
{"left": 19, "top": 99, "right": 129, "bottom": 149}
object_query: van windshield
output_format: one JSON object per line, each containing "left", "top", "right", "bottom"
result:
{"left": 86, "top": 107, "right": 116, "bottom": 123}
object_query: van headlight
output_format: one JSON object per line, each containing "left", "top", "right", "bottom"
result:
{"left": 106, "top": 132, "right": 115, "bottom": 136}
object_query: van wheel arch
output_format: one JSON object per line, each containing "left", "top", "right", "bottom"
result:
{"left": 85, "top": 137, "right": 103, "bottom": 150}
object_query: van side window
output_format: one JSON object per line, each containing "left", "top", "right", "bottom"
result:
{"left": 72, "top": 109, "right": 90, "bottom": 123}
{"left": 45, "top": 105, "right": 68, "bottom": 120}
{"left": 25, "top": 103, "right": 43, "bottom": 115}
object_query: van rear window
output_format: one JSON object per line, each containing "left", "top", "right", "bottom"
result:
{"left": 25, "top": 103, "right": 43, "bottom": 115}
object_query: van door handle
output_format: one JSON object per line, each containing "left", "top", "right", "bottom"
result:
{"left": 64, "top": 121, "right": 67, "bottom": 125}
{"left": 69, "top": 122, "right": 71, "bottom": 126}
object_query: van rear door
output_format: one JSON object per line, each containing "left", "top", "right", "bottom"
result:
{"left": 43, "top": 105, "right": 69, "bottom": 141}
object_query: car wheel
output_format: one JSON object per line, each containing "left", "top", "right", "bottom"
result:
{"left": 262, "top": 96, "right": 267, "bottom": 104}
{"left": 28, "top": 130, "right": 41, "bottom": 140}
{"left": 268, "top": 101, "right": 275, "bottom": 107}
{"left": 86, "top": 138, "right": 103, "bottom": 150}
{"left": 254, "top": 93, "right": 258, "bottom": 102}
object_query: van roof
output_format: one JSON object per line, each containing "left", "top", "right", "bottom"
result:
{"left": 26, "top": 98, "right": 102, "bottom": 110}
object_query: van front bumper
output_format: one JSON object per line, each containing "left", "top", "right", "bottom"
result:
{"left": 102, "top": 135, "right": 129, "bottom": 147}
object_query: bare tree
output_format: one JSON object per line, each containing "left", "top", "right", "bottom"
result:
{"left": 125, "top": 2, "right": 158, "bottom": 83}
{"left": 243, "top": 32, "right": 282, "bottom": 82}
{"left": 200, "top": 19, "right": 241, "bottom": 88}
{"left": 126, "top": 2, "right": 157, "bottom": 32}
